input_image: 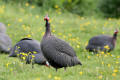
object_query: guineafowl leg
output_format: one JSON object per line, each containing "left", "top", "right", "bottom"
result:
{"left": 64, "top": 67, "right": 67, "bottom": 71}
{"left": 55, "top": 68, "right": 58, "bottom": 72}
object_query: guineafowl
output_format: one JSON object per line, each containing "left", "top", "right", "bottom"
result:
{"left": 0, "top": 22, "right": 6, "bottom": 33}
{"left": 41, "top": 15, "right": 82, "bottom": 71}
{"left": 86, "top": 29, "right": 118, "bottom": 53}
{"left": 0, "top": 23, "right": 11, "bottom": 53}
{"left": 9, "top": 38, "right": 49, "bottom": 66}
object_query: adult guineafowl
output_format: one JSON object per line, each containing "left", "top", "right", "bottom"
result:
{"left": 0, "top": 23, "right": 12, "bottom": 53}
{"left": 9, "top": 38, "right": 49, "bottom": 66}
{"left": 41, "top": 15, "right": 82, "bottom": 71}
{"left": 0, "top": 22, "right": 6, "bottom": 33}
{"left": 86, "top": 29, "right": 118, "bottom": 53}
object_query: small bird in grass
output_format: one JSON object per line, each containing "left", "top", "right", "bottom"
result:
{"left": 41, "top": 15, "right": 82, "bottom": 71}
{"left": 86, "top": 29, "right": 119, "bottom": 53}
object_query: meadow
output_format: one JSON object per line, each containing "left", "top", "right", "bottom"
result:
{"left": 0, "top": 1, "right": 120, "bottom": 80}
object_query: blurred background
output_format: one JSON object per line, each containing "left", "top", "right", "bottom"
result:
{"left": 2, "top": 0, "right": 120, "bottom": 18}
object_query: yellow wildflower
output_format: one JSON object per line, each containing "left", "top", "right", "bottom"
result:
{"left": 54, "top": 76, "right": 61, "bottom": 80}
{"left": 35, "top": 15, "right": 39, "bottom": 19}
{"left": 77, "top": 45, "right": 80, "bottom": 48}
{"left": 87, "top": 56, "right": 90, "bottom": 59}
{"left": 104, "top": 45, "right": 110, "bottom": 49}
{"left": 98, "top": 75, "right": 102, "bottom": 79}
{"left": 100, "top": 51, "right": 104, "bottom": 54}
{"left": 25, "top": 3, "right": 29, "bottom": 6}
{"left": 8, "top": 24, "right": 11, "bottom": 27}
{"left": 113, "top": 69, "right": 118, "bottom": 73}
{"left": 101, "top": 62, "right": 104, "bottom": 64}
{"left": 31, "top": 5, "right": 35, "bottom": 9}
{"left": 54, "top": 5, "right": 59, "bottom": 8}
{"left": 52, "top": 30, "right": 55, "bottom": 33}
{"left": 112, "top": 73, "right": 116, "bottom": 77}
{"left": 48, "top": 74, "right": 52, "bottom": 79}
{"left": 27, "top": 34, "right": 31, "bottom": 38}
{"left": 79, "top": 71, "right": 83, "bottom": 75}
{"left": 107, "top": 64, "right": 111, "bottom": 67}
{"left": 33, "top": 51, "right": 37, "bottom": 54}
{"left": 116, "top": 61, "right": 119, "bottom": 64}
{"left": 22, "top": 57, "right": 26, "bottom": 60}
{"left": 35, "top": 78, "right": 40, "bottom": 80}
{"left": 60, "top": 20, "right": 64, "bottom": 24}
{"left": 18, "top": 18, "right": 23, "bottom": 22}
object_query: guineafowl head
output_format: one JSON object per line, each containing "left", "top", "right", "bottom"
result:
{"left": 113, "top": 29, "right": 119, "bottom": 39}
{"left": 44, "top": 15, "right": 51, "bottom": 37}
{"left": 44, "top": 15, "right": 49, "bottom": 21}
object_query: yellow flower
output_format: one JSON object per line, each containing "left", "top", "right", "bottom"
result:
{"left": 33, "top": 51, "right": 37, "bottom": 54}
{"left": 101, "top": 62, "right": 104, "bottom": 64}
{"left": 113, "top": 69, "right": 118, "bottom": 73}
{"left": 52, "top": 30, "right": 55, "bottom": 33}
{"left": 79, "top": 71, "right": 83, "bottom": 75}
{"left": 27, "top": 34, "right": 31, "bottom": 38}
{"left": 48, "top": 74, "right": 52, "bottom": 79}
{"left": 32, "top": 55, "right": 35, "bottom": 58}
{"left": 22, "top": 57, "right": 26, "bottom": 60}
{"left": 116, "top": 61, "right": 119, "bottom": 64}
{"left": 31, "top": 5, "right": 35, "bottom": 9}
{"left": 0, "top": 7, "right": 4, "bottom": 14}
{"left": 35, "top": 78, "right": 40, "bottom": 80}
{"left": 107, "top": 53, "right": 110, "bottom": 55}
{"left": 112, "top": 73, "right": 116, "bottom": 77}
{"left": 102, "top": 32, "right": 104, "bottom": 34}
{"left": 87, "top": 56, "right": 90, "bottom": 59}
{"left": 25, "top": 3, "right": 29, "bottom": 6}
{"left": 68, "top": 33, "right": 72, "bottom": 37}
{"left": 54, "top": 76, "right": 61, "bottom": 80}
{"left": 77, "top": 45, "right": 80, "bottom": 48}
{"left": 60, "top": 20, "right": 64, "bottom": 24}
{"left": 8, "top": 24, "right": 11, "bottom": 27}
{"left": 63, "top": 35, "right": 66, "bottom": 39}
{"left": 6, "top": 63, "right": 10, "bottom": 68}
{"left": 54, "top": 5, "right": 59, "bottom": 8}
{"left": 35, "top": 15, "right": 39, "bottom": 19}
{"left": 107, "top": 64, "right": 111, "bottom": 67}
{"left": 58, "top": 33, "right": 62, "bottom": 35}
{"left": 117, "top": 56, "right": 120, "bottom": 58}
{"left": 100, "top": 51, "right": 104, "bottom": 54}
{"left": 98, "top": 75, "right": 102, "bottom": 79}
{"left": 104, "top": 45, "right": 110, "bottom": 49}
{"left": 58, "top": 11, "right": 61, "bottom": 15}
{"left": 18, "top": 18, "right": 23, "bottom": 22}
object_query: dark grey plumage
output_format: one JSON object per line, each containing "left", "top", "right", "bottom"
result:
{"left": 41, "top": 15, "right": 82, "bottom": 71}
{"left": 0, "top": 23, "right": 6, "bottom": 33}
{"left": 9, "top": 38, "right": 41, "bottom": 57}
{"left": 0, "top": 23, "right": 12, "bottom": 53}
{"left": 86, "top": 30, "right": 118, "bottom": 53}
{"left": 9, "top": 38, "right": 48, "bottom": 66}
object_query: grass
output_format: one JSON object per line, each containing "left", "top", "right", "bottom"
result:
{"left": 0, "top": 1, "right": 120, "bottom": 80}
